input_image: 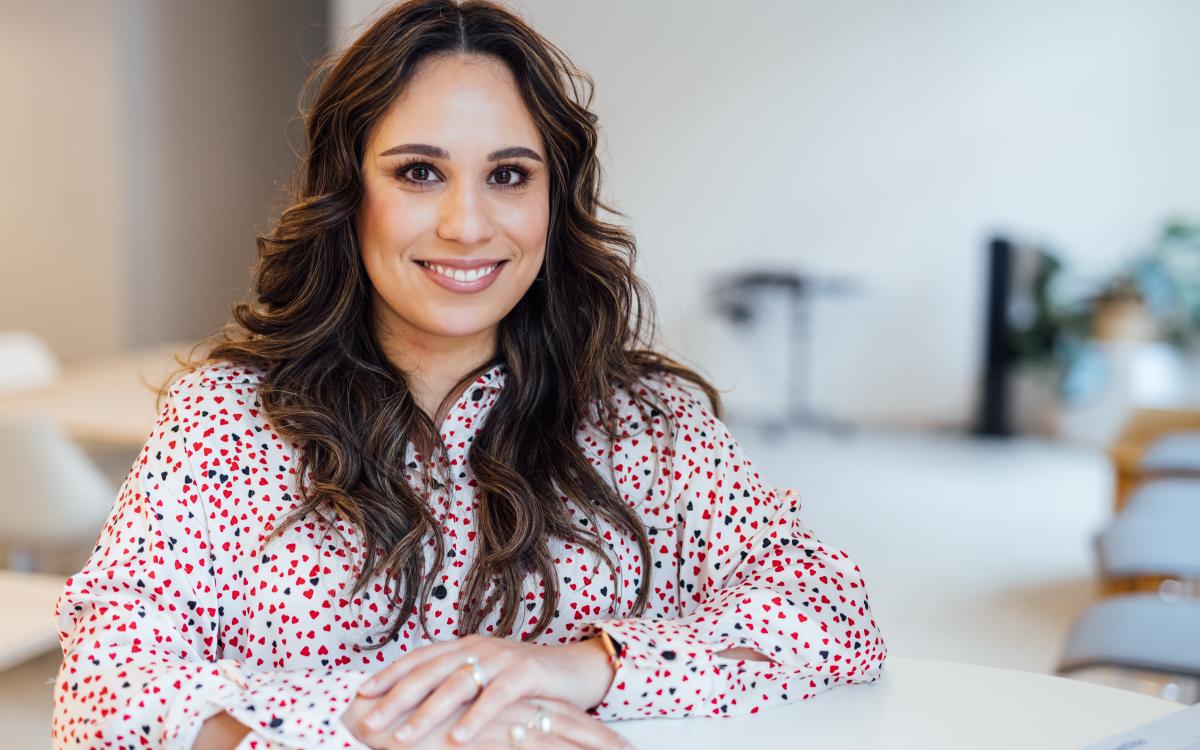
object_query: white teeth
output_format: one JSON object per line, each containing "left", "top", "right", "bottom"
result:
{"left": 421, "top": 261, "right": 499, "bottom": 283}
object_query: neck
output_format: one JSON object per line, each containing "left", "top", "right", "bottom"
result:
{"left": 373, "top": 306, "right": 499, "bottom": 426}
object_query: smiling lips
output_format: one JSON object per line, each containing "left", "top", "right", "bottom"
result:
{"left": 415, "top": 259, "right": 508, "bottom": 293}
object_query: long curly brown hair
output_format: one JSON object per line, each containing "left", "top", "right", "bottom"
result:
{"left": 172, "top": 0, "right": 722, "bottom": 647}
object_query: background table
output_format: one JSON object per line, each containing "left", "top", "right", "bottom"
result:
{"left": 0, "top": 570, "right": 66, "bottom": 672}
{"left": 611, "top": 656, "right": 1186, "bottom": 750}
{"left": 0, "top": 341, "right": 190, "bottom": 449}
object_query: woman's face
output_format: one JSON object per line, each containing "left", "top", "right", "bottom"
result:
{"left": 357, "top": 53, "right": 550, "bottom": 367}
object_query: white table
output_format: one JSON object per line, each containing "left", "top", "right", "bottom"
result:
{"left": 0, "top": 570, "right": 65, "bottom": 671}
{"left": 613, "top": 657, "right": 1186, "bottom": 750}
{"left": 0, "top": 342, "right": 190, "bottom": 449}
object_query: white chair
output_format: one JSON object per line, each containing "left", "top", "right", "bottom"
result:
{"left": 0, "top": 330, "right": 60, "bottom": 394}
{"left": 1094, "top": 478, "right": 1200, "bottom": 595}
{"left": 1057, "top": 594, "right": 1200, "bottom": 704}
{"left": 0, "top": 415, "right": 115, "bottom": 574}
{"left": 1141, "top": 431, "right": 1200, "bottom": 473}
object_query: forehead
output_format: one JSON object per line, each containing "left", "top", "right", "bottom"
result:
{"left": 369, "top": 53, "right": 542, "bottom": 153}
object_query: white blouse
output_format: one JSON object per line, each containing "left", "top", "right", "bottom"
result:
{"left": 51, "top": 360, "right": 887, "bottom": 749}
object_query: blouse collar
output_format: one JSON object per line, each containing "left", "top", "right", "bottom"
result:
{"left": 473, "top": 360, "right": 507, "bottom": 394}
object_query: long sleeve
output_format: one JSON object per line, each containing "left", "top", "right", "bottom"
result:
{"left": 50, "top": 382, "right": 372, "bottom": 749}
{"left": 583, "top": 374, "right": 887, "bottom": 720}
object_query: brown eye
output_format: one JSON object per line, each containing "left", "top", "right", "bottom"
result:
{"left": 395, "top": 161, "right": 441, "bottom": 186}
{"left": 490, "top": 165, "right": 531, "bottom": 190}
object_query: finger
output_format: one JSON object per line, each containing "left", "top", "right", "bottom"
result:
{"left": 520, "top": 698, "right": 633, "bottom": 750}
{"left": 529, "top": 731, "right": 587, "bottom": 750}
{"left": 358, "top": 638, "right": 466, "bottom": 696}
{"left": 361, "top": 649, "right": 479, "bottom": 733}
{"left": 346, "top": 695, "right": 403, "bottom": 747}
{"left": 377, "top": 648, "right": 517, "bottom": 741}
{"left": 365, "top": 642, "right": 503, "bottom": 731}
{"left": 388, "top": 662, "right": 488, "bottom": 744}
{"left": 374, "top": 699, "right": 472, "bottom": 750}
{"left": 448, "top": 658, "right": 542, "bottom": 744}
{"left": 472, "top": 739, "right": 580, "bottom": 748}
{"left": 467, "top": 743, "right": 513, "bottom": 750}
{"left": 474, "top": 701, "right": 586, "bottom": 750}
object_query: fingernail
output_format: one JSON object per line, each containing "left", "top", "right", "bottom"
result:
{"left": 364, "top": 712, "right": 385, "bottom": 729}
{"left": 394, "top": 724, "right": 413, "bottom": 741}
{"left": 451, "top": 726, "right": 469, "bottom": 742}
{"left": 358, "top": 679, "right": 376, "bottom": 694}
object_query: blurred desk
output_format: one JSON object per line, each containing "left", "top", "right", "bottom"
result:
{"left": 0, "top": 570, "right": 65, "bottom": 671}
{"left": 613, "top": 657, "right": 1184, "bottom": 750}
{"left": 0, "top": 342, "right": 190, "bottom": 450}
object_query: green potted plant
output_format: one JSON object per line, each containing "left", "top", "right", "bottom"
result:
{"left": 1005, "top": 218, "right": 1200, "bottom": 439}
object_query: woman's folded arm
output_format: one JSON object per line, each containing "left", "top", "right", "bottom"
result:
{"left": 583, "top": 374, "right": 887, "bottom": 720}
{"left": 51, "top": 385, "right": 372, "bottom": 750}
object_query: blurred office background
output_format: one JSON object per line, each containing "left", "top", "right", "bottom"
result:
{"left": 2, "top": 1, "right": 1199, "bottom": 746}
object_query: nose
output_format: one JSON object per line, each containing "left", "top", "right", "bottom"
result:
{"left": 435, "top": 181, "right": 495, "bottom": 246}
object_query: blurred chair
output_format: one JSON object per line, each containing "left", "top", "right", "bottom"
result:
{"left": 1057, "top": 594, "right": 1200, "bottom": 704}
{"left": 1141, "top": 431, "right": 1200, "bottom": 472}
{"left": 0, "top": 415, "right": 114, "bottom": 574}
{"left": 0, "top": 330, "right": 60, "bottom": 394}
{"left": 1095, "top": 478, "right": 1200, "bottom": 598}
{"left": 1109, "top": 408, "right": 1200, "bottom": 512}
{"left": 1069, "top": 409, "right": 1200, "bottom": 703}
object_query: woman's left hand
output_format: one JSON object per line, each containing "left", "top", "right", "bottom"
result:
{"left": 349, "top": 633, "right": 616, "bottom": 746}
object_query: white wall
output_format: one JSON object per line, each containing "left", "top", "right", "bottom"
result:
{"left": 336, "top": 0, "right": 1200, "bottom": 427}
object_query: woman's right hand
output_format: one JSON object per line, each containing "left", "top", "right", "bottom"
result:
{"left": 466, "top": 697, "right": 633, "bottom": 750}
{"left": 344, "top": 694, "right": 634, "bottom": 750}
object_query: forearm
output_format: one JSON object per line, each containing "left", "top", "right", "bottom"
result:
{"left": 715, "top": 647, "right": 773, "bottom": 662}
{"left": 572, "top": 635, "right": 618, "bottom": 709}
{"left": 193, "top": 712, "right": 252, "bottom": 750}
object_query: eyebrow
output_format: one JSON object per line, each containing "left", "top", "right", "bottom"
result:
{"left": 378, "top": 143, "right": 544, "bottom": 162}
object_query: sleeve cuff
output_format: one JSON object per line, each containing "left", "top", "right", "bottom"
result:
{"left": 232, "top": 731, "right": 292, "bottom": 749}
{"left": 161, "top": 661, "right": 251, "bottom": 750}
{"left": 580, "top": 617, "right": 722, "bottom": 720}
{"left": 161, "top": 659, "right": 374, "bottom": 749}
{"left": 580, "top": 592, "right": 816, "bottom": 721}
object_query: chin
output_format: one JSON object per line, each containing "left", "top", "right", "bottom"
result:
{"left": 417, "top": 314, "right": 501, "bottom": 340}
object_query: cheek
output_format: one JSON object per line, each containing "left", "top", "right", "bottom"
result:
{"left": 500, "top": 198, "right": 550, "bottom": 253}
{"left": 359, "top": 190, "right": 424, "bottom": 254}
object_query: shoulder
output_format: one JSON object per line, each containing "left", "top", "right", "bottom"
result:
{"left": 624, "top": 369, "right": 740, "bottom": 482}
{"left": 164, "top": 359, "right": 268, "bottom": 411}
{"left": 607, "top": 368, "right": 719, "bottom": 439}
{"left": 159, "top": 359, "right": 274, "bottom": 444}
{"left": 586, "top": 368, "right": 724, "bottom": 515}
{"left": 166, "top": 359, "right": 267, "bottom": 402}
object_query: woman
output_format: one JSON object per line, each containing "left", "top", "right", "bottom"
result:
{"left": 51, "top": 1, "right": 887, "bottom": 748}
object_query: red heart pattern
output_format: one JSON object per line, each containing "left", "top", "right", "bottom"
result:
{"left": 50, "top": 360, "right": 886, "bottom": 746}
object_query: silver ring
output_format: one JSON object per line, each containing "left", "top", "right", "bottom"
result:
{"left": 462, "top": 654, "right": 487, "bottom": 694}
{"left": 525, "top": 707, "right": 553, "bottom": 734}
{"left": 508, "top": 722, "right": 530, "bottom": 747}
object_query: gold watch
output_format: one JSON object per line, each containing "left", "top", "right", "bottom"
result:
{"left": 597, "top": 629, "right": 623, "bottom": 671}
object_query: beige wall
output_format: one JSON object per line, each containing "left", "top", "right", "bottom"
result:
{"left": 0, "top": 2, "right": 127, "bottom": 360}
{"left": 118, "top": 0, "right": 326, "bottom": 347}
{"left": 1, "top": 0, "right": 325, "bottom": 362}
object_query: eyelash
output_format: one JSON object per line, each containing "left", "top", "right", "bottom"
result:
{"left": 393, "top": 160, "right": 532, "bottom": 191}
